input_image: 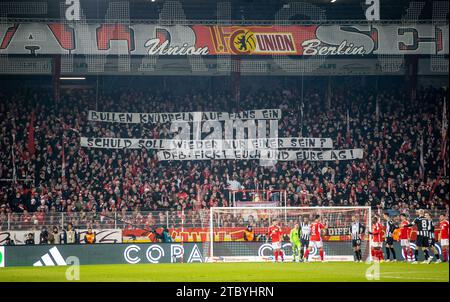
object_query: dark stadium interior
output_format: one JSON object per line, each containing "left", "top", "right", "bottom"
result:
{"left": 4, "top": 0, "right": 446, "bottom": 21}
{"left": 1, "top": 76, "right": 448, "bottom": 222}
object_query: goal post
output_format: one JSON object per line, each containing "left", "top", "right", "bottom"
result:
{"left": 208, "top": 206, "right": 372, "bottom": 262}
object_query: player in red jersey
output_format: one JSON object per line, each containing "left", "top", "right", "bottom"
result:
{"left": 266, "top": 219, "right": 284, "bottom": 262}
{"left": 303, "top": 215, "right": 327, "bottom": 262}
{"left": 369, "top": 216, "right": 385, "bottom": 261}
{"left": 399, "top": 213, "right": 413, "bottom": 261}
{"left": 438, "top": 214, "right": 449, "bottom": 263}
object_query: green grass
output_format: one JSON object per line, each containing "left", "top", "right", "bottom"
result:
{"left": 0, "top": 262, "right": 448, "bottom": 282}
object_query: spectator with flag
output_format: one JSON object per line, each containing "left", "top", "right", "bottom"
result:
{"left": 289, "top": 222, "right": 301, "bottom": 262}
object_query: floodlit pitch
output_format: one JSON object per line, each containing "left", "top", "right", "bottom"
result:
{"left": 0, "top": 262, "right": 448, "bottom": 282}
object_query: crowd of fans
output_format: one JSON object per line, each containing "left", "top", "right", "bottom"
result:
{"left": 3, "top": 223, "right": 95, "bottom": 245}
{"left": 0, "top": 84, "right": 448, "bottom": 231}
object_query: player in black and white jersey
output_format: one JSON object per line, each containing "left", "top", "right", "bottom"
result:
{"left": 350, "top": 215, "right": 366, "bottom": 262}
{"left": 299, "top": 216, "right": 310, "bottom": 262}
{"left": 383, "top": 212, "right": 398, "bottom": 262}
{"left": 424, "top": 212, "right": 441, "bottom": 263}
{"left": 402, "top": 209, "right": 432, "bottom": 264}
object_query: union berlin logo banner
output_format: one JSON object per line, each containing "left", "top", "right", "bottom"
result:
{"left": 0, "top": 23, "right": 447, "bottom": 56}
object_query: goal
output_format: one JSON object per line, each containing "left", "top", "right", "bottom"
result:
{"left": 208, "top": 206, "right": 372, "bottom": 262}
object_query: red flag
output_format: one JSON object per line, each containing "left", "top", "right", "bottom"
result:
{"left": 442, "top": 98, "right": 447, "bottom": 140}
{"left": 27, "top": 112, "right": 35, "bottom": 155}
{"left": 429, "top": 174, "right": 442, "bottom": 202}
{"left": 429, "top": 98, "right": 447, "bottom": 200}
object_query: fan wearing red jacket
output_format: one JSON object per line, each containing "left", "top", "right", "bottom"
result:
{"left": 399, "top": 213, "right": 413, "bottom": 261}
{"left": 267, "top": 219, "right": 284, "bottom": 262}
{"left": 304, "top": 215, "right": 327, "bottom": 262}
{"left": 369, "top": 216, "right": 384, "bottom": 261}
{"left": 438, "top": 214, "right": 449, "bottom": 263}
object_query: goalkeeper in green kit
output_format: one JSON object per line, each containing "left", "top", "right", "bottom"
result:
{"left": 290, "top": 223, "right": 301, "bottom": 262}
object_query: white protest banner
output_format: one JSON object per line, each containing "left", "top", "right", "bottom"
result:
{"left": 87, "top": 109, "right": 282, "bottom": 123}
{"left": 156, "top": 149, "right": 364, "bottom": 161}
{"left": 80, "top": 137, "right": 333, "bottom": 150}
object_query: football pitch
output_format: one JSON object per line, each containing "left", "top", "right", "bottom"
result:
{"left": 0, "top": 262, "right": 448, "bottom": 282}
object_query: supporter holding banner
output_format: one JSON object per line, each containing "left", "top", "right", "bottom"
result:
{"left": 0, "top": 229, "right": 122, "bottom": 245}
{"left": 156, "top": 149, "right": 364, "bottom": 161}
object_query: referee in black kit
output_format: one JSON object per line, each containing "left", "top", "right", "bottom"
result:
{"left": 383, "top": 212, "right": 398, "bottom": 262}
{"left": 350, "top": 215, "right": 365, "bottom": 262}
{"left": 402, "top": 209, "right": 433, "bottom": 264}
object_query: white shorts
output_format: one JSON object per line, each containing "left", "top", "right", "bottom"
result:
{"left": 400, "top": 239, "right": 410, "bottom": 247}
{"left": 441, "top": 239, "right": 449, "bottom": 246}
{"left": 372, "top": 242, "right": 382, "bottom": 248}
{"left": 308, "top": 240, "right": 323, "bottom": 249}
{"left": 272, "top": 242, "right": 282, "bottom": 250}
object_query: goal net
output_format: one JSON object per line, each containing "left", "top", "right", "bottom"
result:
{"left": 208, "top": 206, "right": 371, "bottom": 262}
{"left": 229, "top": 189, "right": 287, "bottom": 207}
